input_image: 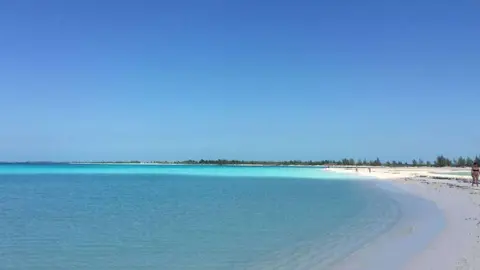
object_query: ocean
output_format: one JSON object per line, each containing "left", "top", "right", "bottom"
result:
{"left": 0, "top": 164, "right": 442, "bottom": 270}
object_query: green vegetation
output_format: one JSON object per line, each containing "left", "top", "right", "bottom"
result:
{"left": 79, "top": 155, "right": 480, "bottom": 167}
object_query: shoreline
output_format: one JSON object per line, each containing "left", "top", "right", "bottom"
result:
{"left": 327, "top": 167, "right": 480, "bottom": 270}
{"left": 67, "top": 163, "right": 325, "bottom": 167}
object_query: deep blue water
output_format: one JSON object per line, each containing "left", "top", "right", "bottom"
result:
{"left": 0, "top": 165, "right": 409, "bottom": 269}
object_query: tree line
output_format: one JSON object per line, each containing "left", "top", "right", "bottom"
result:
{"left": 176, "top": 156, "right": 479, "bottom": 167}
{"left": 86, "top": 155, "right": 480, "bottom": 167}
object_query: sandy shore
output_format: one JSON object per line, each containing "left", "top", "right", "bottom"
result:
{"left": 327, "top": 166, "right": 480, "bottom": 270}
{"left": 326, "top": 166, "right": 472, "bottom": 180}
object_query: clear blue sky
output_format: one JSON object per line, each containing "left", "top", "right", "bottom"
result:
{"left": 0, "top": 0, "right": 478, "bottom": 162}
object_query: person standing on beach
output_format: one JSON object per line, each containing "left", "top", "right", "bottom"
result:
{"left": 472, "top": 162, "right": 479, "bottom": 187}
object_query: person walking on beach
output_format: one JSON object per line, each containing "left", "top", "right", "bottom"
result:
{"left": 472, "top": 162, "right": 479, "bottom": 187}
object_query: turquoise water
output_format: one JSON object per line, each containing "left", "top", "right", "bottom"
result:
{"left": 0, "top": 164, "right": 355, "bottom": 179}
{"left": 0, "top": 165, "right": 437, "bottom": 269}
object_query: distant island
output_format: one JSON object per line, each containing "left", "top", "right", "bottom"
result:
{"left": 4, "top": 155, "right": 478, "bottom": 168}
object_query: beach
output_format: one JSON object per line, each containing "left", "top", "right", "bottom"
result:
{"left": 327, "top": 166, "right": 480, "bottom": 270}
{"left": 2, "top": 163, "right": 478, "bottom": 269}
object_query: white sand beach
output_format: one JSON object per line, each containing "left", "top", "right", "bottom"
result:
{"left": 327, "top": 166, "right": 480, "bottom": 270}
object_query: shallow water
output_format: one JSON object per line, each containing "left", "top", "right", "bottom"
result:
{"left": 431, "top": 171, "right": 470, "bottom": 176}
{"left": 0, "top": 164, "right": 356, "bottom": 179}
{"left": 0, "top": 165, "right": 439, "bottom": 269}
{"left": 332, "top": 181, "right": 444, "bottom": 270}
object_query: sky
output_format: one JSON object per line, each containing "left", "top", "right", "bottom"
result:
{"left": 0, "top": 0, "right": 479, "bottom": 162}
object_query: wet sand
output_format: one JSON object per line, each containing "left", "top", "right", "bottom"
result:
{"left": 328, "top": 166, "right": 480, "bottom": 270}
